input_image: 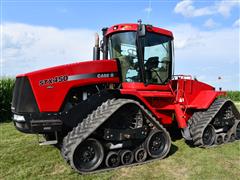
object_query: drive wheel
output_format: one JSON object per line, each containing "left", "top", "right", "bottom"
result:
{"left": 202, "top": 125, "right": 216, "bottom": 146}
{"left": 145, "top": 129, "right": 170, "bottom": 159}
{"left": 72, "top": 138, "right": 104, "bottom": 172}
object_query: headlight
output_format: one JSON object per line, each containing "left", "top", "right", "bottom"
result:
{"left": 13, "top": 114, "right": 25, "bottom": 122}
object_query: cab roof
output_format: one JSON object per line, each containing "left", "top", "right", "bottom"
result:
{"left": 106, "top": 23, "right": 173, "bottom": 38}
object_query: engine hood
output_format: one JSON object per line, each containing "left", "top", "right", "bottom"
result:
{"left": 14, "top": 60, "right": 120, "bottom": 112}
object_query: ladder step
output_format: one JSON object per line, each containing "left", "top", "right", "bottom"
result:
{"left": 39, "top": 140, "right": 58, "bottom": 146}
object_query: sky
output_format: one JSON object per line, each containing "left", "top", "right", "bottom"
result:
{"left": 0, "top": 0, "right": 240, "bottom": 90}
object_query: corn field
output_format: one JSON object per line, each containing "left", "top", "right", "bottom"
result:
{"left": 226, "top": 91, "right": 240, "bottom": 101}
{"left": 0, "top": 78, "right": 239, "bottom": 122}
{"left": 0, "top": 78, "right": 15, "bottom": 122}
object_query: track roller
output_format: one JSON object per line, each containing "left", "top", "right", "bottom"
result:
{"left": 105, "top": 151, "right": 120, "bottom": 168}
{"left": 215, "top": 134, "right": 224, "bottom": 145}
{"left": 223, "top": 134, "right": 229, "bottom": 143}
{"left": 119, "top": 150, "right": 134, "bottom": 165}
{"left": 134, "top": 147, "right": 147, "bottom": 162}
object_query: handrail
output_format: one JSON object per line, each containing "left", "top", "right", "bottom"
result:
{"left": 172, "top": 75, "right": 192, "bottom": 80}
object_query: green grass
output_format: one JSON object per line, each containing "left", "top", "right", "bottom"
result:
{"left": 235, "top": 102, "right": 240, "bottom": 110}
{"left": 1, "top": 103, "right": 240, "bottom": 179}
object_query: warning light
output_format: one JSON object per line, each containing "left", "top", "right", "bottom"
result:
{"left": 121, "top": 25, "right": 132, "bottom": 30}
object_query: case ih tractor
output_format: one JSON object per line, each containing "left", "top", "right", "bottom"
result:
{"left": 12, "top": 21, "right": 240, "bottom": 174}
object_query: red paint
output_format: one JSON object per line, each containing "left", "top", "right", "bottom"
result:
{"left": 120, "top": 78, "right": 225, "bottom": 128}
{"left": 21, "top": 60, "right": 119, "bottom": 112}
{"left": 18, "top": 61, "right": 225, "bottom": 128}
{"left": 106, "top": 23, "right": 173, "bottom": 37}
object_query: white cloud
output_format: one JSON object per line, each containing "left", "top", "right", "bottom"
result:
{"left": 170, "top": 23, "right": 239, "bottom": 90}
{"left": 233, "top": 18, "right": 240, "bottom": 27}
{"left": 174, "top": 0, "right": 239, "bottom": 18}
{"left": 174, "top": 0, "right": 214, "bottom": 17}
{"left": 204, "top": 18, "right": 219, "bottom": 28}
{"left": 217, "top": 0, "right": 240, "bottom": 17}
{"left": 172, "top": 24, "right": 239, "bottom": 63}
{"left": 2, "top": 22, "right": 95, "bottom": 76}
{"left": 172, "top": 24, "right": 202, "bottom": 49}
{"left": 1, "top": 22, "right": 239, "bottom": 90}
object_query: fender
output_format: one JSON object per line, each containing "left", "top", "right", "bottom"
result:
{"left": 61, "top": 90, "right": 120, "bottom": 128}
{"left": 190, "top": 90, "right": 225, "bottom": 109}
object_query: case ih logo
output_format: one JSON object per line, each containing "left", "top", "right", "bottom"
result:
{"left": 39, "top": 75, "right": 68, "bottom": 86}
{"left": 97, "top": 73, "right": 115, "bottom": 78}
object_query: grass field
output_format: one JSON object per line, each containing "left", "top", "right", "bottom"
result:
{"left": 1, "top": 103, "right": 240, "bottom": 180}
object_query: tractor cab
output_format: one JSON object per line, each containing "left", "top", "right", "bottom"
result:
{"left": 100, "top": 21, "right": 174, "bottom": 85}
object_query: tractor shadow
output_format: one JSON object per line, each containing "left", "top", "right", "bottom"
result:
{"left": 168, "top": 144, "right": 178, "bottom": 156}
{"left": 166, "top": 122, "right": 183, "bottom": 142}
{"left": 165, "top": 121, "right": 191, "bottom": 156}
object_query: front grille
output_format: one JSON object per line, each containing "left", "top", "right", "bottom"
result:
{"left": 12, "top": 77, "right": 39, "bottom": 113}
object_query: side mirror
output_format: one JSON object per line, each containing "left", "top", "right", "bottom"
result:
{"left": 138, "top": 24, "right": 146, "bottom": 37}
{"left": 137, "top": 19, "right": 145, "bottom": 37}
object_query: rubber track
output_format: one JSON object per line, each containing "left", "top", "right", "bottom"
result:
{"left": 61, "top": 98, "right": 171, "bottom": 174}
{"left": 190, "top": 98, "right": 240, "bottom": 147}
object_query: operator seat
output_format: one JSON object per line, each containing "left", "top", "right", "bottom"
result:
{"left": 145, "top": 57, "right": 160, "bottom": 83}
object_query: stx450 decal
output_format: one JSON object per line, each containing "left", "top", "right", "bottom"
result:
{"left": 39, "top": 72, "right": 118, "bottom": 86}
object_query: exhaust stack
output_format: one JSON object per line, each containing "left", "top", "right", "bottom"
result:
{"left": 93, "top": 33, "right": 100, "bottom": 60}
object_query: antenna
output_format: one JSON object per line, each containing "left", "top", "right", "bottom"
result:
{"left": 146, "top": 0, "right": 152, "bottom": 21}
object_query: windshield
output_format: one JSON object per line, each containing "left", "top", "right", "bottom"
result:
{"left": 108, "top": 32, "right": 141, "bottom": 82}
{"left": 108, "top": 31, "right": 172, "bottom": 84}
{"left": 143, "top": 33, "right": 172, "bottom": 84}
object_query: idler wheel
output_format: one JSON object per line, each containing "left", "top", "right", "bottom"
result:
{"left": 145, "top": 129, "right": 171, "bottom": 159}
{"left": 72, "top": 138, "right": 104, "bottom": 172}
{"left": 105, "top": 151, "right": 120, "bottom": 168}
{"left": 119, "top": 150, "right": 134, "bottom": 165}
{"left": 134, "top": 147, "right": 147, "bottom": 162}
{"left": 236, "top": 121, "right": 240, "bottom": 140}
{"left": 202, "top": 124, "right": 216, "bottom": 146}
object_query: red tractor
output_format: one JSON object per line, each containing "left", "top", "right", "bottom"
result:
{"left": 12, "top": 21, "right": 240, "bottom": 174}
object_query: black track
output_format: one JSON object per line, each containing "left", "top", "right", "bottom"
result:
{"left": 61, "top": 98, "right": 171, "bottom": 174}
{"left": 189, "top": 98, "right": 240, "bottom": 147}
